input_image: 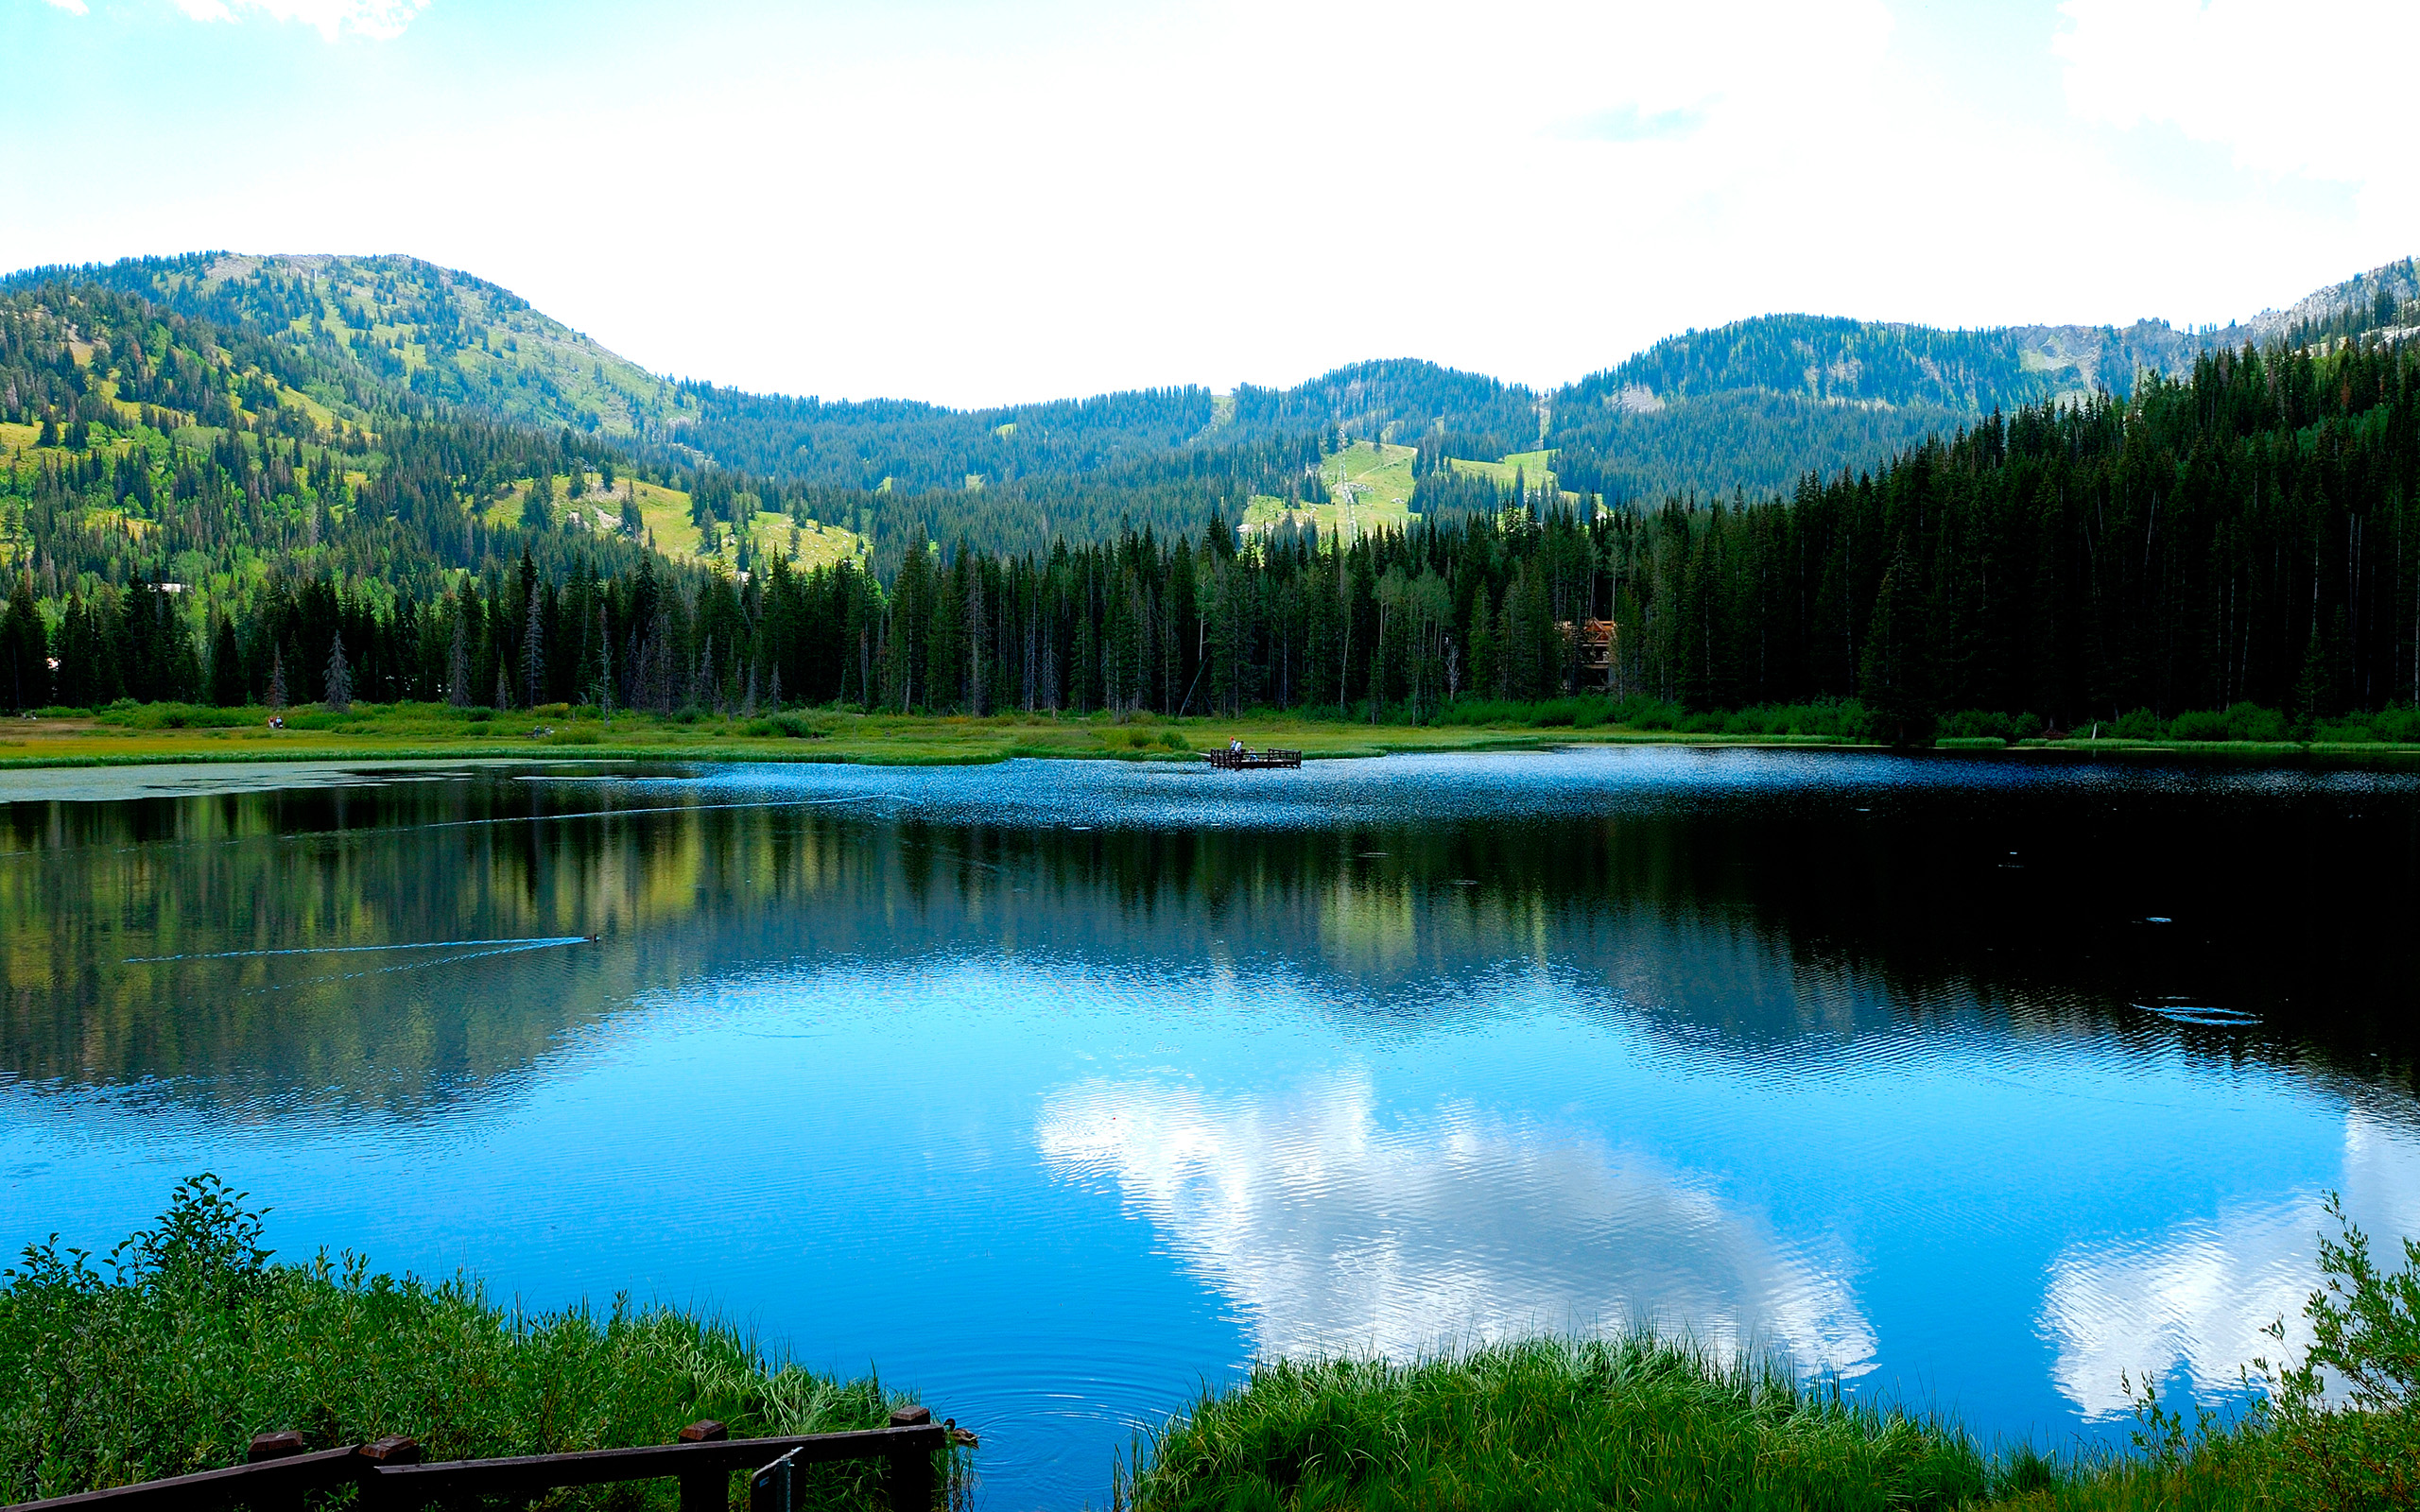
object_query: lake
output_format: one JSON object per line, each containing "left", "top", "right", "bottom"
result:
{"left": 4, "top": 747, "right": 2418, "bottom": 1508}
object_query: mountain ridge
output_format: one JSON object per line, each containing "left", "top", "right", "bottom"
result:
{"left": 6, "top": 250, "right": 2414, "bottom": 507}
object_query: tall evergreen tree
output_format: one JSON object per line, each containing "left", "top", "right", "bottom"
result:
{"left": 323, "top": 632, "right": 354, "bottom": 713}
{"left": 0, "top": 575, "right": 46, "bottom": 713}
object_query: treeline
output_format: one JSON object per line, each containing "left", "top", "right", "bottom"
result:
{"left": 1226, "top": 359, "right": 1539, "bottom": 453}
{"left": 666, "top": 383, "right": 1220, "bottom": 491}
{"left": 10, "top": 330, "right": 2417, "bottom": 736}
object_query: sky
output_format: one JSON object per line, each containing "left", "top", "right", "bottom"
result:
{"left": 6, "top": 0, "right": 2417, "bottom": 407}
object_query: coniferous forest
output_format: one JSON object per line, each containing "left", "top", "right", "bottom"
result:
{"left": 6, "top": 264, "right": 2420, "bottom": 743}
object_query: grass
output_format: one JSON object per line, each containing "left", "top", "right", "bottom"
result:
{"left": 11, "top": 697, "right": 2420, "bottom": 773}
{"left": 0, "top": 698, "right": 1879, "bottom": 772}
{"left": 0, "top": 1177, "right": 962, "bottom": 1508}
{"left": 486, "top": 475, "right": 869, "bottom": 576}
{"left": 1123, "top": 1336, "right": 1996, "bottom": 1512}
{"left": 1120, "top": 1334, "right": 2299, "bottom": 1512}
{"left": 1444, "top": 449, "right": 1579, "bottom": 505}
{"left": 1242, "top": 442, "right": 1420, "bottom": 542}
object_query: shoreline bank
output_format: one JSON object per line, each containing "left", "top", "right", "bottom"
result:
{"left": 8, "top": 704, "right": 2420, "bottom": 775}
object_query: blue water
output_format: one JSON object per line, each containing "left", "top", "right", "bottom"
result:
{"left": 3, "top": 747, "right": 2418, "bottom": 1507}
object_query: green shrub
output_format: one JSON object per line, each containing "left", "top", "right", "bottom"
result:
{"left": 2169, "top": 703, "right": 2290, "bottom": 743}
{"left": 1727, "top": 699, "right": 1866, "bottom": 738}
{"left": 1940, "top": 710, "right": 2016, "bottom": 742}
{"left": 0, "top": 1177, "right": 956, "bottom": 1506}
{"left": 2113, "top": 708, "right": 2168, "bottom": 741}
{"left": 2245, "top": 1194, "right": 2420, "bottom": 1510}
{"left": 94, "top": 702, "right": 255, "bottom": 730}
{"left": 2313, "top": 707, "right": 2420, "bottom": 745}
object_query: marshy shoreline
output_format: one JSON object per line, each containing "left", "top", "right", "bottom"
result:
{"left": 8, "top": 696, "right": 2420, "bottom": 776}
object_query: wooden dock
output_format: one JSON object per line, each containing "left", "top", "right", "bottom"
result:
{"left": 1203, "top": 747, "right": 1302, "bottom": 770}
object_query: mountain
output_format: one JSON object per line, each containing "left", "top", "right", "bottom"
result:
{"left": 1545, "top": 258, "right": 2420, "bottom": 502}
{"left": 2240, "top": 256, "right": 2420, "bottom": 348}
{"left": 9, "top": 249, "right": 2416, "bottom": 527}
{"left": 9, "top": 252, "right": 683, "bottom": 437}
{"left": 1545, "top": 312, "right": 2230, "bottom": 502}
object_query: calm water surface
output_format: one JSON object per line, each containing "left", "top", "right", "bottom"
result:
{"left": 5, "top": 749, "right": 2420, "bottom": 1508}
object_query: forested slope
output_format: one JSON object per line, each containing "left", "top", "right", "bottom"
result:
{"left": 18, "top": 249, "right": 2416, "bottom": 518}
{"left": 7, "top": 250, "right": 2420, "bottom": 745}
{"left": 9, "top": 288, "right": 2418, "bottom": 747}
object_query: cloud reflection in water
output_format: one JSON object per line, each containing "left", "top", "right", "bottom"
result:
{"left": 1039, "top": 1070, "right": 1876, "bottom": 1373}
{"left": 2039, "top": 1108, "right": 2420, "bottom": 1418}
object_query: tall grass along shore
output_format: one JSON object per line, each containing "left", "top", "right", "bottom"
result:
{"left": 1122, "top": 1195, "right": 2419, "bottom": 1512}
{"left": 0, "top": 1176, "right": 963, "bottom": 1508}
{"left": 8, "top": 1185, "right": 2416, "bottom": 1510}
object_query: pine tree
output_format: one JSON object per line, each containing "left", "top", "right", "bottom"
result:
{"left": 593, "top": 602, "right": 614, "bottom": 715}
{"left": 1467, "top": 586, "right": 1499, "bottom": 701}
{"left": 447, "top": 614, "right": 471, "bottom": 708}
{"left": 0, "top": 575, "right": 46, "bottom": 713}
{"left": 521, "top": 589, "right": 545, "bottom": 710}
{"left": 1857, "top": 551, "right": 1929, "bottom": 745}
{"left": 208, "top": 614, "right": 243, "bottom": 707}
{"left": 493, "top": 664, "right": 513, "bottom": 712}
{"left": 268, "top": 647, "right": 287, "bottom": 712}
{"left": 323, "top": 632, "right": 354, "bottom": 713}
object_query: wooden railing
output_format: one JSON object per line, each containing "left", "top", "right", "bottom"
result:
{"left": 1202, "top": 747, "right": 1303, "bottom": 769}
{"left": 4, "top": 1408, "right": 958, "bottom": 1512}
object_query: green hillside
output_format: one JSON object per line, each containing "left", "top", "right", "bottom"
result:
{"left": 13, "top": 252, "right": 686, "bottom": 438}
{"left": 9, "top": 247, "right": 2416, "bottom": 553}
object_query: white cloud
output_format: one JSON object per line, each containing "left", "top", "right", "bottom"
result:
{"left": 1038, "top": 1070, "right": 1876, "bottom": 1372}
{"left": 168, "top": 0, "right": 424, "bottom": 41}
{"left": 39, "top": 0, "right": 88, "bottom": 12}
{"left": 2037, "top": 1108, "right": 2420, "bottom": 1418}
{"left": 11, "top": 0, "right": 2414, "bottom": 402}
{"left": 2056, "top": 0, "right": 2420, "bottom": 231}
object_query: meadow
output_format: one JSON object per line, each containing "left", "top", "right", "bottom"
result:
{"left": 8, "top": 694, "right": 2420, "bottom": 772}
{"left": 1242, "top": 440, "right": 1420, "bottom": 541}
{"left": 489, "top": 472, "right": 870, "bottom": 574}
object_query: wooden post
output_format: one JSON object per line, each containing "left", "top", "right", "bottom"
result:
{"left": 248, "top": 1431, "right": 307, "bottom": 1462}
{"left": 678, "top": 1419, "right": 730, "bottom": 1512}
{"left": 886, "top": 1407, "right": 935, "bottom": 1512}
{"left": 244, "top": 1431, "right": 309, "bottom": 1509}
{"left": 355, "top": 1436, "right": 420, "bottom": 1510}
